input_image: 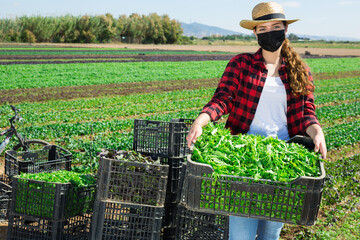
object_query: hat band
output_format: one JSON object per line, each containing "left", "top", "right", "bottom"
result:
{"left": 254, "top": 13, "right": 285, "bottom": 21}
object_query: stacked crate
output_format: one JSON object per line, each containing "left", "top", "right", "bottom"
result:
{"left": 90, "top": 155, "right": 169, "bottom": 240}
{"left": 7, "top": 175, "right": 96, "bottom": 240}
{"left": 132, "top": 118, "right": 193, "bottom": 240}
{"left": 0, "top": 174, "right": 12, "bottom": 221}
{"left": 5, "top": 145, "right": 72, "bottom": 177}
{"left": 4, "top": 144, "right": 97, "bottom": 240}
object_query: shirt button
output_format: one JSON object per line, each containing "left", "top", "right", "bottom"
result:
{"left": 257, "top": 86, "right": 262, "bottom": 91}
{"left": 251, "top": 109, "right": 256, "bottom": 114}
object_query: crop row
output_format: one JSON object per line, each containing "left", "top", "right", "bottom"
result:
{"left": 0, "top": 57, "right": 138, "bottom": 62}
{"left": 315, "top": 83, "right": 360, "bottom": 94}
{"left": 0, "top": 49, "right": 232, "bottom": 56}
{"left": 13, "top": 104, "right": 358, "bottom": 148}
{"left": 324, "top": 121, "right": 360, "bottom": 149}
{"left": 2, "top": 75, "right": 357, "bottom": 112}
{"left": 315, "top": 90, "right": 360, "bottom": 105}
{"left": 0, "top": 61, "right": 226, "bottom": 90}
{"left": 1, "top": 86, "right": 358, "bottom": 127}
{"left": 1, "top": 58, "right": 359, "bottom": 90}
{"left": 316, "top": 102, "right": 359, "bottom": 120}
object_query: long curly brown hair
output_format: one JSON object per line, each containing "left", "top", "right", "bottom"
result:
{"left": 281, "top": 38, "right": 314, "bottom": 96}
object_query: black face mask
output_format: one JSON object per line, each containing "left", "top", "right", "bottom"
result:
{"left": 257, "top": 30, "right": 285, "bottom": 52}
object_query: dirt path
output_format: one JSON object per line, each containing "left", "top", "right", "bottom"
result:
{"left": 3, "top": 42, "right": 360, "bottom": 57}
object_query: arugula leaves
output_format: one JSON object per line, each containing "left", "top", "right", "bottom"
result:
{"left": 192, "top": 123, "right": 322, "bottom": 182}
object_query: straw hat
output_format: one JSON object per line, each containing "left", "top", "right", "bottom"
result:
{"left": 240, "top": 2, "right": 299, "bottom": 30}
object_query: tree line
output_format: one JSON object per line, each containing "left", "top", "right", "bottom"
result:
{"left": 0, "top": 13, "right": 183, "bottom": 44}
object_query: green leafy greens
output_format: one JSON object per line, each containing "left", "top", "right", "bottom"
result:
{"left": 192, "top": 123, "right": 322, "bottom": 182}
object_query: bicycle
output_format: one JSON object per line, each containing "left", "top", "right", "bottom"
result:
{"left": 0, "top": 105, "right": 49, "bottom": 154}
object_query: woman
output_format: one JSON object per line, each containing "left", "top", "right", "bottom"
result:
{"left": 186, "top": 2, "right": 327, "bottom": 240}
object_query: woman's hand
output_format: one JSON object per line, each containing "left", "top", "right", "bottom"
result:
{"left": 306, "top": 124, "right": 327, "bottom": 159}
{"left": 186, "top": 123, "right": 203, "bottom": 149}
{"left": 187, "top": 113, "right": 210, "bottom": 149}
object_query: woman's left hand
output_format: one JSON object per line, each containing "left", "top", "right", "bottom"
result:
{"left": 306, "top": 124, "right": 327, "bottom": 159}
{"left": 313, "top": 132, "right": 327, "bottom": 159}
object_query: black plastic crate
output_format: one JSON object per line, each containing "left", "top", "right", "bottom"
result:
{"left": 133, "top": 118, "right": 194, "bottom": 158}
{"left": 97, "top": 156, "right": 168, "bottom": 206}
{"left": 162, "top": 201, "right": 178, "bottom": 229}
{"left": 90, "top": 200, "right": 164, "bottom": 240}
{"left": 7, "top": 213, "right": 92, "bottom": 240}
{"left": 176, "top": 204, "right": 229, "bottom": 240}
{"left": 161, "top": 157, "right": 186, "bottom": 231}
{"left": 161, "top": 156, "right": 186, "bottom": 195}
{"left": 5, "top": 145, "right": 72, "bottom": 177}
{"left": 0, "top": 174, "right": 12, "bottom": 221}
{"left": 181, "top": 157, "right": 326, "bottom": 226}
{"left": 10, "top": 175, "right": 96, "bottom": 221}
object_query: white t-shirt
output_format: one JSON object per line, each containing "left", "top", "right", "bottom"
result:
{"left": 247, "top": 76, "right": 290, "bottom": 141}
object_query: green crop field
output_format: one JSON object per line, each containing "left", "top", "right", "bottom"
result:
{"left": 0, "top": 45, "right": 359, "bottom": 239}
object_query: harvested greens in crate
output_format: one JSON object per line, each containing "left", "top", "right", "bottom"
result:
{"left": 97, "top": 149, "right": 168, "bottom": 206}
{"left": 10, "top": 170, "right": 96, "bottom": 220}
{"left": 182, "top": 123, "right": 325, "bottom": 225}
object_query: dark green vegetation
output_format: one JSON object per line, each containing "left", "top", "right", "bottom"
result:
{"left": 192, "top": 123, "right": 322, "bottom": 182}
{"left": 19, "top": 170, "right": 96, "bottom": 186}
{"left": 0, "top": 13, "right": 183, "bottom": 44}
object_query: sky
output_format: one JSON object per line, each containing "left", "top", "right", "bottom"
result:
{"left": 1, "top": 0, "right": 360, "bottom": 39}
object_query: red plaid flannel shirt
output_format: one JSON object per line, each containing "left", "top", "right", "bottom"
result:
{"left": 201, "top": 48, "right": 320, "bottom": 137}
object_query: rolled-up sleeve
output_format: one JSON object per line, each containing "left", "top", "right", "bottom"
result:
{"left": 201, "top": 58, "right": 240, "bottom": 121}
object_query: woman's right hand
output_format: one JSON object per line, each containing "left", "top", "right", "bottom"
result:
{"left": 186, "top": 123, "right": 203, "bottom": 149}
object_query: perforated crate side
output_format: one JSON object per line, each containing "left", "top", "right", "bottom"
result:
{"left": 176, "top": 204, "right": 229, "bottom": 240}
{"left": 5, "top": 145, "right": 72, "bottom": 177}
{"left": 90, "top": 200, "right": 164, "bottom": 240}
{"left": 7, "top": 213, "right": 92, "bottom": 240}
{"left": 181, "top": 158, "right": 326, "bottom": 226}
{"left": 10, "top": 176, "right": 96, "bottom": 221}
{"left": 162, "top": 156, "right": 186, "bottom": 195}
{"left": 0, "top": 175, "right": 12, "bottom": 221}
{"left": 97, "top": 157, "right": 168, "bottom": 206}
{"left": 133, "top": 119, "right": 193, "bottom": 158}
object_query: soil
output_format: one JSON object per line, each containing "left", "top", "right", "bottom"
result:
{"left": 0, "top": 52, "right": 357, "bottom": 65}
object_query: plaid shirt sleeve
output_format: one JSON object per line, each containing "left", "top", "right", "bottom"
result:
{"left": 201, "top": 57, "right": 240, "bottom": 121}
{"left": 302, "top": 69, "right": 320, "bottom": 130}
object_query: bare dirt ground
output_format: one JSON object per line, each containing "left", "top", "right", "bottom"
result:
{"left": 5, "top": 42, "right": 360, "bottom": 57}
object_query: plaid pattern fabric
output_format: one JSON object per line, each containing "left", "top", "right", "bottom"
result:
{"left": 201, "top": 48, "right": 319, "bottom": 137}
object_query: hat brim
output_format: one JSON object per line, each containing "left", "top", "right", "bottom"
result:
{"left": 240, "top": 19, "right": 299, "bottom": 30}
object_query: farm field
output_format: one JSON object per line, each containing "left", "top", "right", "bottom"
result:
{"left": 0, "top": 44, "right": 359, "bottom": 239}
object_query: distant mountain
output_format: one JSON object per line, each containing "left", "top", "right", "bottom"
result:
{"left": 180, "top": 22, "right": 242, "bottom": 38}
{"left": 180, "top": 22, "right": 360, "bottom": 42}
{"left": 295, "top": 34, "right": 360, "bottom": 42}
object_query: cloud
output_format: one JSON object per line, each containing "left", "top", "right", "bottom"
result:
{"left": 280, "top": 2, "right": 301, "bottom": 8}
{"left": 13, "top": 2, "right": 20, "bottom": 7}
